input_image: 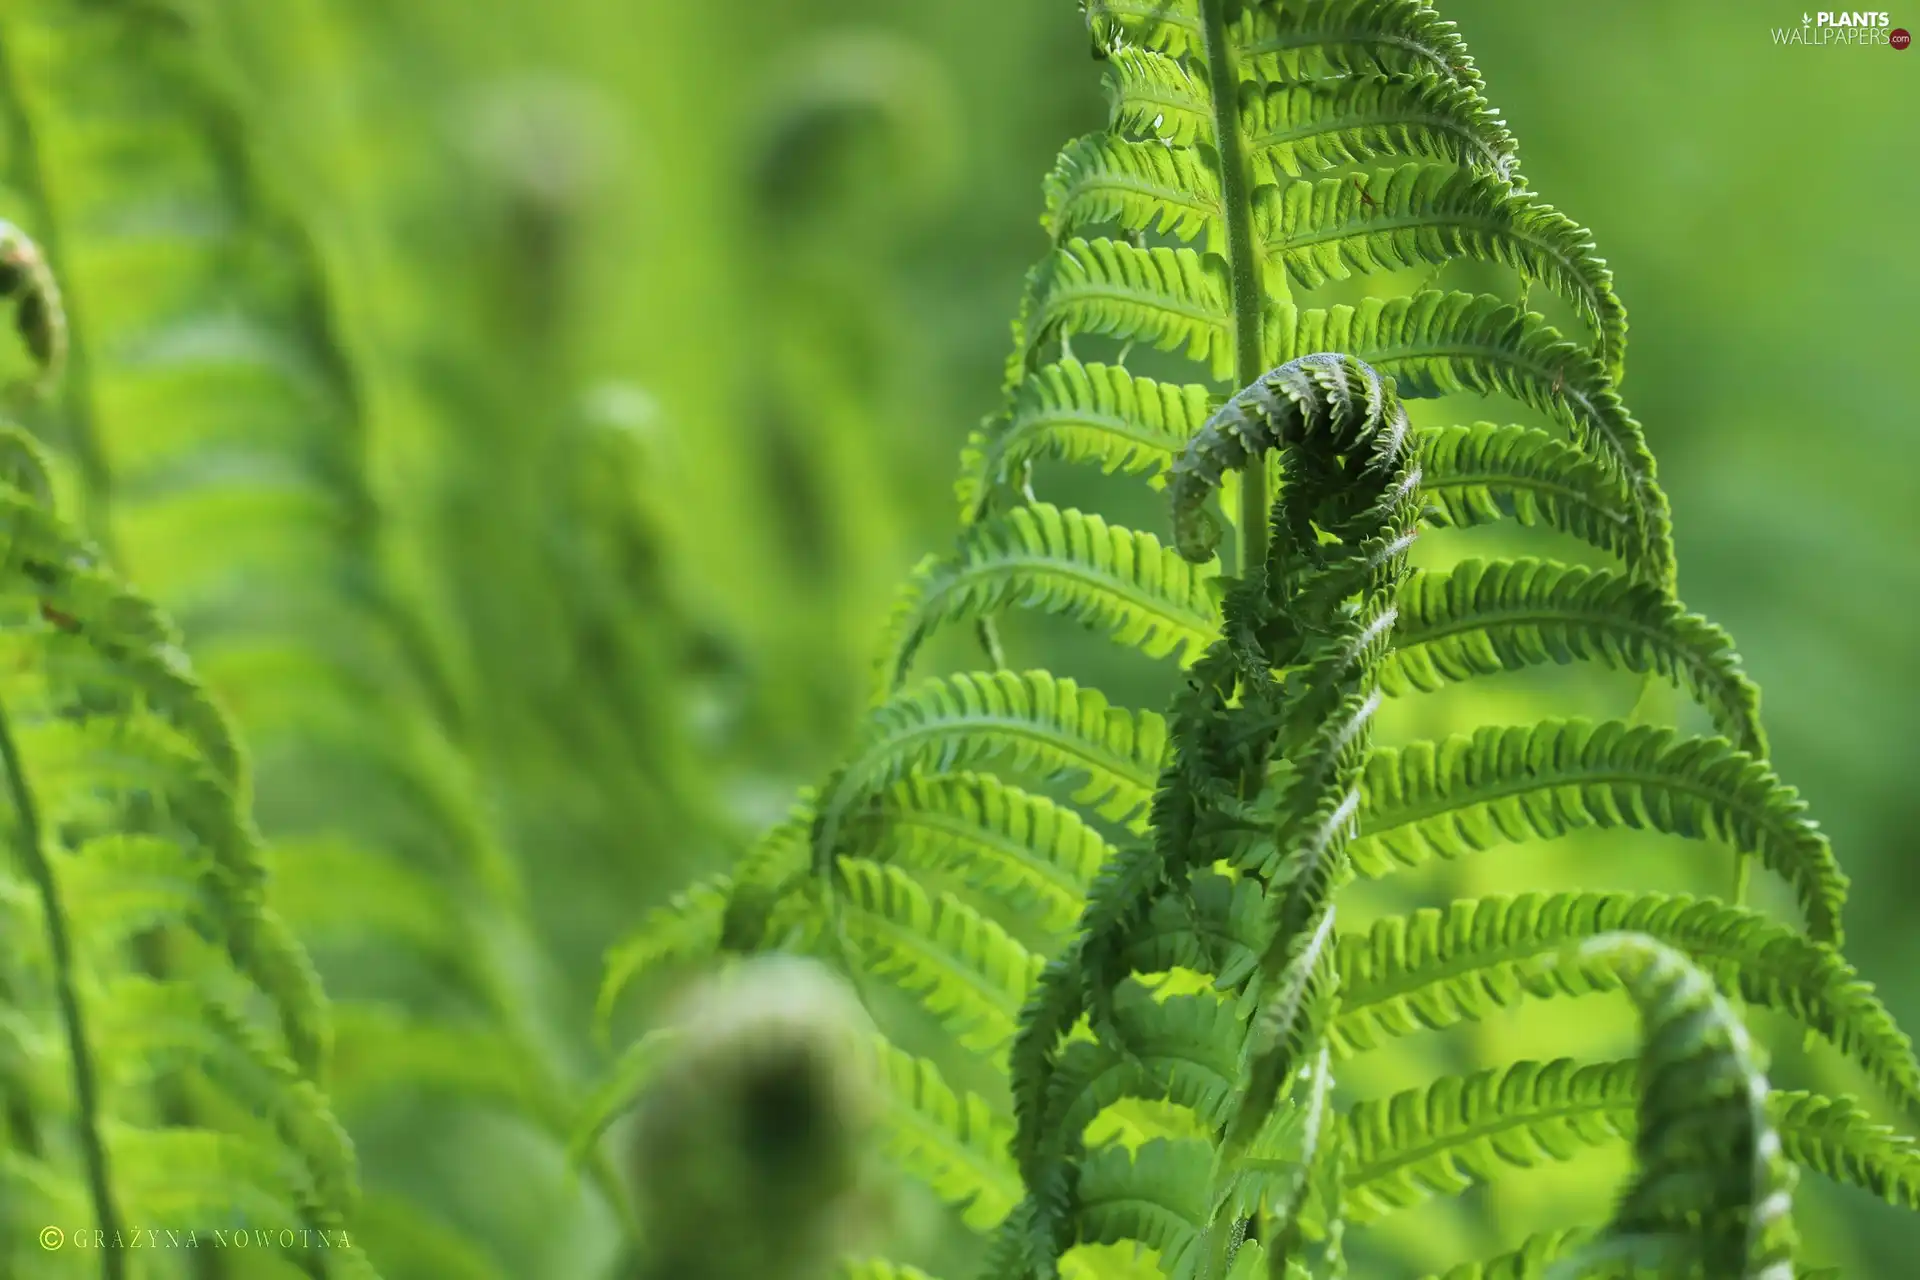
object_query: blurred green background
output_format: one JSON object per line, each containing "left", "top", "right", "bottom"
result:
{"left": 5, "top": 0, "right": 1914, "bottom": 1276}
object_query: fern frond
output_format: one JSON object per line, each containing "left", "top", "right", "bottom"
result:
{"left": 958, "top": 361, "right": 1214, "bottom": 516}
{"left": 1343, "top": 1058, "right": 1636, "bottom": 1222}
{"left": 871, "top": 1038, "right": 1022, "bottom": 1233}
{"left": 0, "top": 424, "right": 366, "bottom": 1270}
{"left": 1352, "top": 721, "right": 1845, "bottom": 945}
{"left": 1071, "top": 1137, "right": 1210, "bottom": 1272}
{"left": 1043, "top": 135, "right": 1223, "bottom": 249}
{"left": 1769, "top": 1091, "right": 1920, "bottom": 1211}
{"left": 1257, "top": 164, "right": 1624, "bottom": 376}
{"left": 814, "top": 671, "right": 1168, "bottom": 876}
{"left": 1347, "top": 1052, "right": 1917, "bottom": 1235}
{"left": 89, "top": 973, "right": 356, "bottom": 1208}
{"left": 1233, "top": 0, "right": 1489, "bottom": 90}
{"left": 880, "top": 504, "right": 1221, "bottom": 694}
{"left": 1265, "top": 291, "right": 1671, "bottom": 583}
{"left": 1104, "top": 47, "right": 1212, "bottom": 147}
{"left": 840, "top": 1259, "right": 943, "bottom": 1280}
{"left": 1119, "top": 870, "right": 1264, "bottom": 982}
{"left": 1384, "top": 560, "right": 1764, "bottom": 753}
{"left": 847, "top": 773, "right": 1108, "bottom": 932}
{"left": 0, "top": 4, "right": 604, "bottom": 1266}
{"left": 1044, "top": 987, "right": 1247, "bottom": 1140}
{"left": 1551, "top": 935, "right": 1796, "bottom": 1280}
{"left": 1021, "top": 238, "right": 1233, "bottom": 380}
{"left": 1241, "top": 73, "right": 1517, "bottom": 180}
{"left": 1334, "top": 892, "right": 1920, "bottom": 1111}
{"left": 596, "top": 873, "right": 733, "bottom": 1032}
{"left": 838, "top": 857, "right": 1042, "bottom": 1054}
{"left": 600, "top": 6, "right": 1920, "bottom": 1276}
{"left": 1086, "top": 0, "right": 1206, "bottom": 58}
{"left": 1417, "top": 424, "right": 1642, "bottom": 573}
{"left": 1167, "top": 349, "right": 1410, "bottom": 562}
{"left": 1423, "top": 1228, "right": 1591, "bottom": 1280}
{"left": 104, "top": 1128, "right": 373, "bottom": 1272}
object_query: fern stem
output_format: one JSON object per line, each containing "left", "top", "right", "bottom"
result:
{"left": 1199, "top": 0, "right": 1270, "bottom": 577}
{"left": 0, "top": 700, "right": 125, "bottom": 1279}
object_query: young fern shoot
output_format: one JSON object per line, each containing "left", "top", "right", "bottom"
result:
{"left": 596, "top": 2, "right": 1920, "bottom": 1277}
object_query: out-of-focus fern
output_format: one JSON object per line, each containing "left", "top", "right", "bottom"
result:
{"left": 596, "top": 1, "right": 1916, "bottom": 1278}
{"left": 0, "top": 310, "right": 370, "bottom": 1275}
{"left": 1541, "top": 935, "right": 1798, "bottom": 1279}
{"left": 0, "top": 4, "right": 622, "bottom": 1274}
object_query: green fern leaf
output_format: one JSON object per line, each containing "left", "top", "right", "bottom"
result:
{"left": 1423, "top": 1228, "right": 1592, "bottom": 1280}
{"left": 1550, "top": 935, "right": 1796, "bottom": 1280}
{"left": 0, "top": 427, "right": 367, "bottom": 1271}
{"left": 1104, "top": 46, "right": 1212, "bottom": 147}
{"left": 814, "top": 671, "right": 1168, "bottom": 876}
{"left": 1265, "top": 291, "right": 1671, "bottom": 583}
{"left": 1233, "top": 0, "right": 1490, "bottom": 89}
{"left": 1417, "top": 424, "right": 1641, "bottom": 573}
{"left": 1120, "top": 870, "right": 1264, "bottom": 982}
{"left": 837, "top": 857, "right": 1042, "bottom": 1054}
{"left": 1384, "top": 559, "right": 1764, "bottom": 753}
{"left": 871, "top": 1039, "right": 1021, "bottom": 1233}
{"left": 847, "top": 773, "right": 1109, "bottom": 932}
{"left": 1071, "top": 1137, "right": 1210, "bottom": 1272}
{"left": 1258, "top": 163, "right": 1624, "bottom": 376}
{"left": 89, "top": 973, "right": 356, "bottom": 1209}
{"left": 1043, "top": 135, "right": 1224, "bottom": 249}
{"left": 1086, "top": 0, "right": 1206, "bottom": 57}
{"left": 1352, "top": 720, "right": 1846, "bottom": 945}
{"left": 1241, "top": 73, "right": 1517, "bottom": 179}
{"left": 1343, "top": 1058, "right": 1640, "bottom": 1221}
{"left": 1045, "top": 988, "right": 1247, "bottom": 1140}
{"left": 1022, "top": 238, "right": 1232, "bottom": 380}
{"left": 596, "top": 873, "right": 733, "bottom": 1032}
{"left": 881, "top": 503, "right": 1221, "bottom": 693}
{"left": 1769, "top": 1091, "right": 1920, "bottom": 1212}
{"left": 958, "top": 361, "right": 1214, "bottom": 516}
{"left": 1334, "top": 893, "right": 1920, "bottom": 1112}
{"left": 105, "top": 1128, "right": 375, "bottom": 1273}
{"left": 1345, "top": 1051, "right": 1916, "bottom": 1233}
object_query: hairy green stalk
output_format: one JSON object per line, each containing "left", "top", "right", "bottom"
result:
{"left": 1199, "top": 0, "right": 1270, "bottom": 578}
{"left": 0, "top": 700, "right": 124, "bottom": 1280}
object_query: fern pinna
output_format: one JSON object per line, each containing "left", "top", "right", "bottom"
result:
{"left": 598, "top": 1, "right": 1919, "bottom": 1276}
